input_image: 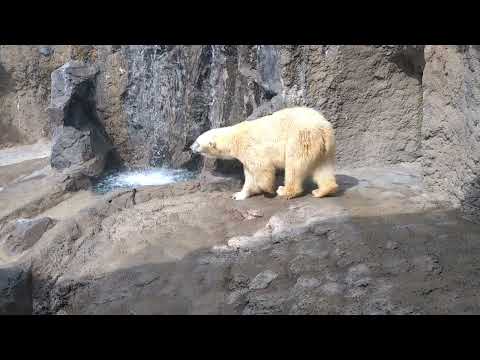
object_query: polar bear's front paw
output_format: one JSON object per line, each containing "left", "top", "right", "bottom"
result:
{"left": 232, "top": 191, "right": 249, "bottom": 200}
{"left": 276, "top": 186, "right": 286, "bottom": 196}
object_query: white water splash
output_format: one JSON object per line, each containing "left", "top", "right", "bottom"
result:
{"left": 93, "top": 168, "right": 195, "bottom": 193}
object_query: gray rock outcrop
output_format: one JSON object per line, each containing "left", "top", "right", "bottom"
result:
{"left": 48, "top": 61, "right": 113, "bottom": 177}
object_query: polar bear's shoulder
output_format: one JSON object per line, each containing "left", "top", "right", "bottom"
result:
{"left": 270, "top": 107, "right": 332, "bottom": 128}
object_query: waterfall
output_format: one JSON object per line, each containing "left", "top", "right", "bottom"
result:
{"left": 123, "top": 45, "right": 187, "bottom": 167}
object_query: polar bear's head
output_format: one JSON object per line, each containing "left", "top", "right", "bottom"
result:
{"left": 190, "top": 127, "right": 235, "bottom": 160}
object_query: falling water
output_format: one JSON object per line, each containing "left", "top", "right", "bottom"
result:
{"left": 123, "top": 45, "right": 187, "bottom": 167}
{"left": 93, "top": 46, "right": 195, "bottom": 193}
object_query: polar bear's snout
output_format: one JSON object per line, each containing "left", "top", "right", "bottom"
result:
{"left": 190, "top": 142, "right": 200, "bottom": 153}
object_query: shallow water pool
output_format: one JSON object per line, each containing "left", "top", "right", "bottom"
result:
{"left": 92, "top": 168, "right": 196, "bottom": 194}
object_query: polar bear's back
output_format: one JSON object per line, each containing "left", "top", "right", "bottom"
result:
{"left": 252, "top": 107, "right": 333, "bottom": 131}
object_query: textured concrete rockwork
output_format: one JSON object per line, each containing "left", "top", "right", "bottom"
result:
{"left": 278, "top": 45, "right": 425, "bottom": 167}
{"left": 422, "top": 45, "right": 480, "bottom": 222}
{"left": 0, "top": 45, "right": 72, "bottom": 146}
{"left": 0, "top": 45, "right": 426, "bottom": 171}
{"left": 115, "top": 45, "right": 287, "bottom": 169}
{"left": 112, "top": 45, "right": 425, "bottom": 170}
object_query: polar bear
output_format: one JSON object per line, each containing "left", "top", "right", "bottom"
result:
{"left": 190, "top": 107, "right": 338, "bottom": 200}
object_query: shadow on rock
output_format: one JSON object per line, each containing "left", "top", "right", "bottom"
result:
{"left": 31, "top": 207, "right": 480, "bottom": 315}
{"left": 334, "top": 174, "right": 359, "bottom": 195}
{"left": 301, "top": 174, "right": 359, "bottom": 198}
{"left": 0, "top": 263, "right": 33, "bottom": 315}
{"left": 0, "top": 64, "right": 13, "bottom": 97}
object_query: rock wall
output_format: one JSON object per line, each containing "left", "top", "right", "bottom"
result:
{"left": 0, "top": 46, "right": 71, "bottom": 146}
{"left": 0, "top": 45, "right": 425, "bottom": 168}
{"left": 422, "top": 45, "right": 480, "bottom": 221}
{"left": 96, "top": 45, "right": 425, "bottom": 170}
{"left": 0, "top": 45, "right": 104, "bottom": 148}
{"left": 94, "top": 45, "right": 287, "bottom": 169}
{"left": 277, "top": 45, "right": 425, "bottom": 166}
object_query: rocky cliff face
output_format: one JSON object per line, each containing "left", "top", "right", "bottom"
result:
{"left": 0, "top": 45, "right": 479, "bottom": 220}
{"left": 0, "top": 45, "right": 425, "bottom": 170}
{"left": 94, "top": 45, "right": 287, "bottom": 169}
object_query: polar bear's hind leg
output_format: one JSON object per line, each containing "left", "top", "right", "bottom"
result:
{"left": 311, "top": 129, "right": 338, "bottom": 198}
{"left": 277, "top": 130, "right": 318, "bottom": 199}
{"left": 312, "top": 163, "right": 338, "bottom": 198}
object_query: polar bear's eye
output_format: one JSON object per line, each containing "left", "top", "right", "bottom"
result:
{"left": 209, "top": 141, "right": 216, "bottom": 149}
